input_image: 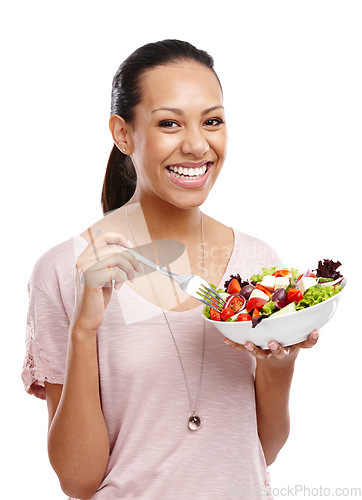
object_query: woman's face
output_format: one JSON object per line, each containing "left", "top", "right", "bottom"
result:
{"left": 126, "top": 61, "right": 227, "bottom": 209}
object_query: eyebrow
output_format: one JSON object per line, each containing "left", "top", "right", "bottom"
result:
{"left": 151, "top": 105, "right": 224, "bottom": 116}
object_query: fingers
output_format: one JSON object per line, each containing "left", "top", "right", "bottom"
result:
{"left": 293, "top": 329, "right": 319, "bottom": 349}
{"left": 223, "top": 330, "right": 320, "bottom": 360}
{"left": 76, "top": 231, "right": 143, "bottom": 289}
{"left": 82, "top": 263, "right": 134, "bottom": 289}
{"left": 223, "top": 338, "right": 272, "bottom": 360}
{"left": 89, "top": 230, "right": 133, "bottom": 252}
{"left": 224, "top": 338, "right": 290, "bottom": 361}
{"left": 244, "top": 341, "right": 274, "bottom": 360}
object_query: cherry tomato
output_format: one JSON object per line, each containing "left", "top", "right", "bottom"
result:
{"left": 220, "top": 307, "right": 235, "bottom": 321}
{"left": 287, "top": 289, "right": 303, "bottom": 303}
{"left": 228, "top": 296, "right": 246, "bottom": 313}
{"left": 227, "top": 278, "right": 241, "bottom": 294}
{"left": 236, "top": 313, "right": 252, "bottom": 321}
{"left": 246, "top": 297, "right": 268, "bottom": 313}
{"left": 210, "top": 308, "right": 221, "bottom": 321}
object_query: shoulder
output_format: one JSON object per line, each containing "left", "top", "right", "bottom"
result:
{"left": 30, "top": 236, "right": 77, "bottom": 296}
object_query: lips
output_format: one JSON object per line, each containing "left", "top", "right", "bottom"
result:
{"left": 165, "top": 161, "right": 212, "bottom": 188}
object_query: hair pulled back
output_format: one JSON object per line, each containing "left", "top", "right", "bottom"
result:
{"left": 101, "top": 39, "right": 219, "bottom": 215}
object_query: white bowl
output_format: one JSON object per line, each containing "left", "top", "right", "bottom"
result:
{"left": 202, "top": 279, "right": 346, "bottom": 349}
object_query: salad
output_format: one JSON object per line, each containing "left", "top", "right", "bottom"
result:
{"left": 203, "top": 259, "right": 344, "bottom": 327}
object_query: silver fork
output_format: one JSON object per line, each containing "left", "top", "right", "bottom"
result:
{"left": 111, "top": 243, "right": 226, "bottom": 311}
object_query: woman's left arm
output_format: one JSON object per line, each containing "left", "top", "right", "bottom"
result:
{"left": 224, "top": 329, "right": 319, "bottom": 466}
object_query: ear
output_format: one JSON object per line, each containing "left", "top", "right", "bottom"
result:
{"left": 109, "top": 114, "right": 134, "bottom": 155}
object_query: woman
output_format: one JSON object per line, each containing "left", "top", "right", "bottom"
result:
{"left": 22, "top": 39, "right": 318, "bottom": 499}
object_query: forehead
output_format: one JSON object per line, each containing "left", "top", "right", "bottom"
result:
{"left": 139, "top": 62, "right": 223, "bottom": 110}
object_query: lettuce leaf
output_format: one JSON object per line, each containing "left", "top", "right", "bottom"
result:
{"left": 250, "top": 266, "right": 301, "bottom": 283}
{"left": 296, "top": 284, "right": 342, "bottom": 310}
{"left": 209, "top": 283, "right": 224, "bottom": 294}
{"left": 203, "top": 305, "right": 211, "bottom": 319}
{"left": 289, "top": 268, "right": 302, "bottom": 281}
{"left": 250, "top": 267, "right": 277, "bottom": 282}
{"left": 262, "top": 301, "right": 276, "bottom": 316}
{"left": 314, "top": 259, "right": 342, "bottom": 280}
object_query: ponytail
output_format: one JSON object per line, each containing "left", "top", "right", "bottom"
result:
{"left": 101, "top": 145, "right": 136, "bottom": 215}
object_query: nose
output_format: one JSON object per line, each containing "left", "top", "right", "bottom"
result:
{"left": 180, "top": 127, "right": 210, "bottom": 157}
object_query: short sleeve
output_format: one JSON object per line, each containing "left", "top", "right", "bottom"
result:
{"left": 21, "top": 282, "right": 70, "bottom": 400}
{"left": 20, "top": 236, "right": 81, "bottom": 401}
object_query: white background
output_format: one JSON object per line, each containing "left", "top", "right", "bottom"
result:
{"left": 1, "top": 1, "right": 361, "bottom": 498}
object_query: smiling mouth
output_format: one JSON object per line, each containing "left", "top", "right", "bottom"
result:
{"left": 166, "top": 162, "right": 212, "bottom": 179}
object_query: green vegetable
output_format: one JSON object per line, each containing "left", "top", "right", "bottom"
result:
{"left": 270, "top": 302, "right": 296, "bottom": 317}
{"left": 289, "top": 268, "right": 302, "bottom": 281}
{"left": 296, "top": 284, "right": 342, "bottom": 310}
{"left": 250, "top": 266, "right": 301, "bottom": 283}
{"left": 203, "top": 305, "right": 211, "bottom": 319}
{"left": 250, "top": 267, "right": 277, "bottom": 282}
{"left": 262, "top": 301, "right": 276, "bottom": 316}
{"left": 209, "top": 283, "right": 224, "bottom": 294}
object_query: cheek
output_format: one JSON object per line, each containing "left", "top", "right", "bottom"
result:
{"left": 211, "top": 132, "right": 227, "bottom": 160}
{"left": 144, "top": 132, "right": 178, "bottom": 161}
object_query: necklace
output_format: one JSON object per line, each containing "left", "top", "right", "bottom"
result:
{"left": 125, "top": 205, "right": 206, "bottom": 431}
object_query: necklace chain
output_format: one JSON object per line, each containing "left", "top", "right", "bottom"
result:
{"left": 125, "top": 205, "right": 206, "bottom": 430}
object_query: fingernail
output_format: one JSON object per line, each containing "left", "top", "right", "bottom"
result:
{"left": 311, "top": 330, "right": 319, "bottom": 340}
{"left": 223, "top": 338, "right": 231, "bottom": 346}
{"left": 269, "top": 342, "right": 278, "bottom": 351}
{"left": 245, "top": 342, "right": 254, "bottom": 352}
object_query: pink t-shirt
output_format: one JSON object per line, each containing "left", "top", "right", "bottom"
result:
{"left": 22, "top": 227, "right": 282, "bottom": 499}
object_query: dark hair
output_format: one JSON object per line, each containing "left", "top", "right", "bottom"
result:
{"left": 101, "top": 39, "right": 220, "bottom": 215}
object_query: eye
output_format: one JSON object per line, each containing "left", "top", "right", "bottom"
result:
{"left": 204, "top": 118, "right": 223, "bottom": 127}
{"left": 158, "top": 120, "right": 179, "bottom": 128}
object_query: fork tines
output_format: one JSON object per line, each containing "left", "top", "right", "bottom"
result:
{"left": 196, "top": 284, "right": 226, "bottom": 311}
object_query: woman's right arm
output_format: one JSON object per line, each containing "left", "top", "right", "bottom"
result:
{"left": 45, "top": 231, "right": 141, "bottom": 499}
{"left": 45, "top": 320, "right": 109, "bottom": 499}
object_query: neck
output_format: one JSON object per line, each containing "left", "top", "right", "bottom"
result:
{"left": 125, "top": 193, "right": 203, "bottom": 242}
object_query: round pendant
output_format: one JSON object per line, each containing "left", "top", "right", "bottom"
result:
{"left": 188, "top": 413, "right": 201, "bottom": 431}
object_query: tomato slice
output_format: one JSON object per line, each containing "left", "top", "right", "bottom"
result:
{"left": 228, "top": 296, "right": 246, "bottom": 313}
{"left": 256, "top": 284, "right": 273, "bottom": 297}
{"left": 210, "top": 308, "right": 221, "bottom": 321}
{"left": 227, "top": 278, "right": 241, "bottom": 294}
{"left": 220, "top": 307, "right": 235, "bottom": 321}
{"left": 246, "top": 297, "right": 268, "bottom": 312}
{"left": 287, "top": 289, "right": 303, "bottom": 303}
{"left": 236, "top": 313, "right": 252, "bottom": 321}
{"left": 252, "top": 308, "right": 261, "bottom": 318}
{"left": 273, "top": 269, "right": 291, "bottom": 277}
{"left": 297, "top": 272, "right": 317, "bottom": 280}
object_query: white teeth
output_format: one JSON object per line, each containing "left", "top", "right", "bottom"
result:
{"left": 168, "top": 164, "right": 208, "bottom": 177}
{"left": 167, "top": 164, "right": 208, "bottom": 180}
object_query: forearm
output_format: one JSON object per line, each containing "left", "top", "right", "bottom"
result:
{"left": 48, "top": 324, "right": 110, "bottom": 499}
{"left": 255, "top": 363, "right": 294, "bottom": 466}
